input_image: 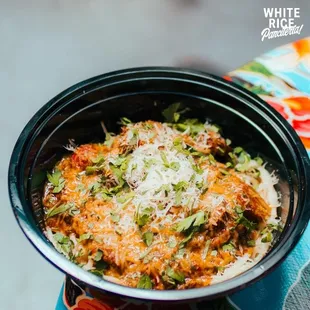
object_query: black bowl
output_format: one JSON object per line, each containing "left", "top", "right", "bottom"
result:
{"left": 8, "top": 67, "right": 310, "bottom": 302}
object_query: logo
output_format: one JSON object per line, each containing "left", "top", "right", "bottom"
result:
{"left": 261, "top": 8, "right": 303, "bottom": 41}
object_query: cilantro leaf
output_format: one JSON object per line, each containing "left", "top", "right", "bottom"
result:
{"left": 47, "top": 169, "right": 66, "bottom": 193}
{"left": 53, "top": 232, "right": 73, "bottom": 256}
{"left": 247, "top": 240, "right": 256, "bottom": 247}
{"left": 47, "top": 170, "right": 61, "bottom": 186}
{"left": 165, "top": 267, "right": 185, "bottom": 284}
{"left": 179, "top": 230, "right": 195, "bottom": 248}
{"left": 68, "top": 206, "right": 80, "bottom": 216}
{"left": 175, "top": 211, "right": 206, "bottom": 233}
{"left": 262, "top": 231, "right": 272, "bottom": 243}
{"left": 46, "top": 203, "right": 74, "bottom": 218}
{"left": 202, "top": 239, "right": 211, "bottom": 259}
{"left": 86, "top": 155, "right": 106, "bottom": 175}
{"left": 91, "top": 259, "right": 108, "bottom": 276}
{"left": 160, "top": 151, "right": 170, "bottom": 168}
{"left": 110, "top": 212, "right": 120, "bottom": 223}
{"left": 177, "top": 119, "right": 205, "bottom": 136}
{"left": 162, "top": 102, "right": 181, "bottom": 123}
{"left": 94, "top": 250, "right": 103, "bottom": 261}
{"left": 168, "top": 236, "right": 177, "bottom": 248}
{"left": 53, "top": 179, "right": 65, "bottom": 193}
{"left": 120, "top": 117, "right": 132, "bottom": 125}
{"left": 142, "top": 231, "right": 154, "bottom": 247}
{"left": 137, "top": 274, "right": 153, "bottom": 289}
{"left": 135, "top": 207, "right": 153, "bottom": 227}
{"left": 222, "top": 243, "right": 235, "bottom": 251}
{"left": 103, "top": 133, "right": 115, "bottom": 147}
{"left": 78, "top": 233, "right": 93, "bottom": 242}
{"left": 170, "top": 162, "right": 180, "bottom": 171}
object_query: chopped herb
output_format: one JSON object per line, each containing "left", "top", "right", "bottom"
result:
{"left": 143, "top": 123, "right": 154, "bottom": 130}
{"left": 142, "top": 231, "right": 154, "bottom": 247}
{"left": 254, "top": 157, "right": 263, "bottom": 166}
{"left": 135, "top": 207, "right": 153, "bottom": 227}
{"left": 173, "top": 181, "right": 188, "bottom": 191}
{"left": 268, "top": 223, "right": 283, "bottom": 233}
{"left": 175, "top": 211, "right": 206, "bottom": 233}
{"left": 130, "top": 163, "right": 137, "bottom": 175}
{"left": 47, "top": 169, "right": 62, "bottom": 187}
{"left": 109, "top": 164, "right": 125, "bottom": 190}
{"left": 233, "top": 147, "right": 243, "bottom": 154}
{"left": 165, "top": 267, "right": 185, "bottom": 284}
{"left": 211, "top": 250, "right": 218, "bottom": 256}
{"left": 226, "top": 139, "right": 231, "bottom": 146}
{"left": 91, "top": 260, "right": 109, "bottom": 276}
{"left": 85, "top": 156, "right": 106, "bottom": 175}
{"left": 68, "top": 205, "right": 80, "bottom": 216}
{"left": 88, "top": 182, "right": 101, "bottom": 195}
{"left": 179, "top": 231, "right": 195, "bottom": 248}
{"left": 235, "top": 205, "right": 243, "bottom": 215}
{"left": 158, "top": 203, "right": 165, "bottom": 210}
{"left": 115, "top": 229, "right": 122, "bottom": 235}
{"left": 143, "top": 158, "right": 157, "bottom": 169}
{"left": 139, "top": 246, "right": 153, "bottom": 259}
{"left": 128, "top": 128, "right": 139, "bottom": 146}
{"left": 192, "top": 164, "right": 203, "bottom": 175}
{"left": 222, "top": 243, "right": 235, "bottom": 251}
{"left": 155, "top": 184, "right": 170, "bottom": 196}
{"left": 177, "top": 119, "right": 205, "bottom": 137}
{"left": 219, "top": 168, "right": 229, "bottom": 175}
{"left": 46, "top": 169, "right": 66, "bottom": 193}
{"left": 94, "top": 250, "right": 103, "bottom": 261}
{"left": 196, "top": 181, "right": 203, "bottom": 189}
{"left": 116, "top": 191, "right": 135, "bottom": 204}
{"left": 235, "top": 151, "right": 251, "bottom": 172}
{"left": 262, "top": 232, "right": 272, "bottom": 243}
{"left": 162, "top": 102, "right": 182, "bottom": 123}
{"left": 46, "top": 203, "right": 74, "bottom": 218}
{"left": 237, "top": 214, "right": 258, "bottom": 231}
{"left": 209, "top": 124, "right": 220, "bottom": 133}
{"left": 54, "top": 232, "right": 69, "bottom": 243}
{"left": 226, "top": 162, "right": 233, "bottom": 168}
{"left": 110, "top": 212, "right": 120, "bottom": 223}
{"left": 247, "top": 240, "right": 256, "bottom": 247}
{"left": 137, "top": 274, "right": 153, "bottom": 289}
{"left": 173, "top": 137, "right": 189, "bottom": 154}
{"left": 217, "top": 266, "right": 225, "bottom": 272}
{"left": 170, "top": 162, "right": 180, "bottom": 171}
{"left": 53, "top": 232, "right": 73, "bottom": 256}
{"left": 217, "top": 147, "right": 226, "bottom": 154}
{"left": 76, "top": 184, "right": 86, "bottom": 193}
{"left": 78, "top": 233, "right": 92, "bottom": 242}
{"left": 202, "top": 240, "right": 211, "bottom": 259}
{"left": 103, "top": 133, "right": 115, "bottom": 147}
{"left": 92, "top": 154, "right": 105, "bottom": 165}
{"left": 174, "top": 248, "right": 186, "bottom": 259}
{"left": 120, "top": 117, "right": 132, "bottom": 125}
{"left": 85, "top": 166, "right": 97, "bottom": 175}
{"left": 160, "top": 151, "right": 170, "bottom": 168}
{"left": 168, "top": 236, "right": 177, "bottom": 248}
{"left": 113, "top": 155, "right": 128, "bottom": 168}
{"left": 175, "top": 190, "right": 182, "bottom": 205}
{"left": 208, "top": 154, "right": 216, "bottom": 165}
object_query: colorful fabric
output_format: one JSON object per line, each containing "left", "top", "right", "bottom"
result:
{"left": 56, "top": 37, "right": 310, "bottom": 310}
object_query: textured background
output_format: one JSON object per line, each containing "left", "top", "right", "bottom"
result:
{"left": 0, "top": 1, "right": 309, "bottom": 309}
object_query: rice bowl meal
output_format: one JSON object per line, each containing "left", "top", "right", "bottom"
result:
{"left": 43, "top": 103, "right": 282, "bottom": 290}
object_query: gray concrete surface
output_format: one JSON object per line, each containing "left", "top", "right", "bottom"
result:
{"left": 0, "top": 1, "right": 309, "bottom": 309}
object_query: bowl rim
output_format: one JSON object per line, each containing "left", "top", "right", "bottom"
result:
{"left": 8, "top": 66, "right": 310, "bottom": 301}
